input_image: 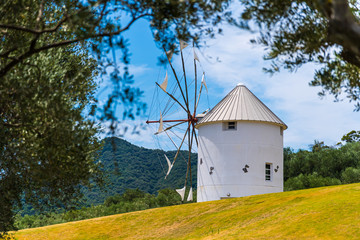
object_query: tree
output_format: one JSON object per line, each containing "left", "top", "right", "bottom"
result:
{"left": 309, "top": 140, "right": 329, "bottom": 152}
{"left": 0, "top": 0, "right": 233, "bottom": 235}
{"left": 238, "top": 0, "right": 360, "bottom": 110}
{"left": 0, "top": 43, "right": 102, "bottom": 235}
{"left": 341, "top": 130, "right": 360, "bottom": 143}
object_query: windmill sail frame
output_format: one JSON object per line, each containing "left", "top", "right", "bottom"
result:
{"left": 146, "top": 41, "right": 207, "bottom": 202}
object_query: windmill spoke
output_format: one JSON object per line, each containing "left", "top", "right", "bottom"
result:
{"left": 164, "top": 121, "right": 187, "bottom": 132}
{"left": 168, "top": 128, "right": 186, "bottom": 142}
{"left": 180, "top": 46, "right": 190, "bottom": 114}
{"left": 156, "top": 82, "right": 188, "bottom": 113}
{"left": 183, "top": 124, "right": 196, "bottom": 201}
{"left": 164, "top": 102, "right": 186, "bottom": 120}
{"left": 163, "top": 47, "right": 189, "bottom": 112}
{"left": 192, "top": 122, "right": 199, "bottom": 147}
{"left": 168, "top": 127, "right": 192, "bottom": 150}
{"left": 164, "top": 129, "right": 179, "bottom": 149}
{"left": 195, "top": 82, "right": 203, "bottom": 112}
{"left": 172, "top": 122, "right": 191, "bottom": 166}
{"left": 188, "top": 125, "right": 196, "bottom": 188}
{"left": 193, "top": 43, "right": 198, "bottom": 116}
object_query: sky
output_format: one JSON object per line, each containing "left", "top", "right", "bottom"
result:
{"left": 98, "top": 16, "right": 359, "bottom": 151}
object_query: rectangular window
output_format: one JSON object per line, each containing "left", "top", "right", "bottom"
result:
{"left": 265, "top": 163, "right": 272, "bottom": 181}
{"left": 223, "top": 121, "right": 237, "bottom": 130}
{"left": 280, "top": 127, "right": 283, "bottom": 136}
{"left": 228, "top": 122, "right": 236, "bottom": 129}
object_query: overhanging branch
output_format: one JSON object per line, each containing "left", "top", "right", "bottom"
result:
{"left": 0, "top": 13, "right": 152, "bottom": 78}
{"left": 326, "top": 0, "right": 360, "bottom": 64}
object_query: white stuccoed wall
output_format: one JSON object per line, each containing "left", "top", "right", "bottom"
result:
{"left": 197, "top": 121, "right": 283, "bottom": 202}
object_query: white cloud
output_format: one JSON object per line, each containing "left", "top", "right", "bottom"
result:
{"left": 196, "top": 25, "right": 360, "bottom": 150}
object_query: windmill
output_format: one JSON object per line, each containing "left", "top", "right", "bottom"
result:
{"left": 146, "top": 40, "right": 208, "bottom": 202}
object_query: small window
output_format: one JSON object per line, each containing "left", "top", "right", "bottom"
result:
{"left": 223, "top": 121, "right": 237, "bottom": 130}
{"left": 265, "top": 163, "right": 272, "bottom": 181}
{"left": 228, "top": 122, "right": 236, "bottom": 129}
{"left": 280, "top": 127, "right": 283, "bottom": 136}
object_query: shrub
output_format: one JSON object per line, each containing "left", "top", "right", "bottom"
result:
{"left": 285, "top": 172, "right": 341, "bottom": 191}
{"left": 341, "top": 167, "right": 360, "bottom": 184}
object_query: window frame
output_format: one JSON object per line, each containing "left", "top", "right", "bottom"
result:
{"left": 265, "top": 163, "right": 272, "bottom": 181}
{"left": 223, "top": 121, "right": 237, "bottom": 131}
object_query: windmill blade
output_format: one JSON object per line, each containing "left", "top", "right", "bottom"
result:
{"left": 164, "top": 154, "right": 173, "bottom": 179}
{"left": 194, "top": 49, "right": 200, "bottom": 62}
{"left": 187, "top": 187, "right": 193, "bottom": 201}
{"left": 159, "top": 72, "right": 168, "bottom": 92}
{"left": 180, "top": 40, "right": 188, "bottom": 50}
{"left": 176, "top": 186, "right": 186, "bottom": 201}
{"left": 201, "top": 72, "right": 208, "bottom": 92}
{"left": 166, "top": 50, "right": 173, "bottom": 61}
{"left": 155, "top": 111, "right": 164, "bottom": 135}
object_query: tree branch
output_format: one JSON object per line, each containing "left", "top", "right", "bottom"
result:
{"left": 1, "top": 122, "right": 24, "bottom": 128}
{"left": 0, "top": 5, "right": 87, "bottom": 35}
{"left": 327, "top": 0, "right": 360, "bottom": 61}
{"left": 0, "top": 24, "right": 39, "bottom": 34}
{"left": 0, "top": 47, "right": 18, "bottom": 58}
{"left": 0, "top": 13, "right": 152, "bottom": 78}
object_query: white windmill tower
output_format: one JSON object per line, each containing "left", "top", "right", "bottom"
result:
{"left": 195, "top": 83, "right": 287, "bottom": 202}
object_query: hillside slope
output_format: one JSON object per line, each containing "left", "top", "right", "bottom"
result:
{"left": 83, "top": 137, "right": 197, "bottom": 205}
{"left": 15, "top": 183, "right": 360, "bottom": 239}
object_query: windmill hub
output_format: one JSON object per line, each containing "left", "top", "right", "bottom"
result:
{"left": 189, "top": 115, "right": 198, "bottom": 123}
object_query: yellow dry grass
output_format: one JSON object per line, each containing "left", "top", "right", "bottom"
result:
{"left": 15, "top": 183, "right": 360, "bottom": 239}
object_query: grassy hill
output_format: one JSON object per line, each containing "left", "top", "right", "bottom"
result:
{"left": 15, "top": 183, "right": 360, "bottom": 239}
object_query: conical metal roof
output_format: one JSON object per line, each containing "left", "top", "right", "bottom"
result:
{"left": 196, "top": 84, "right": 287, "bottom": 129}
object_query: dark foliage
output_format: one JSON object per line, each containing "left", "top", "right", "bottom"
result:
{"left": 341, "top": 130, "right": 360, "bottom": 143}
{"left": 284, "top": 142, "right": 360, "bottom": 190}
{"left": 0, "top": 45, "right": 102, "bottom": 234}
{"left": 15, "top": 188, "right": 190, "bottom": 230}
{"left": 81, "top": 137, "right": 197, "bottom": 206}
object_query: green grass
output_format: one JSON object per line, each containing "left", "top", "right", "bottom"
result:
{"left": 15, "top": 183, "right": 360, "bottom": 239}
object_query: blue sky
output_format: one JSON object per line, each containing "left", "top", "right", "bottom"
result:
{"left": 98, "top": 17, "right": 359, "bottom": 151}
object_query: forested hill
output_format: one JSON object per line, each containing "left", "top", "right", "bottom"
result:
{"left": 83, "top": 137, "right": 197, "bottom": 205}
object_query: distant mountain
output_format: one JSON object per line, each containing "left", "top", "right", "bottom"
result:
{"left": 83, "top": 137, "right": 197, "bottom": 205}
